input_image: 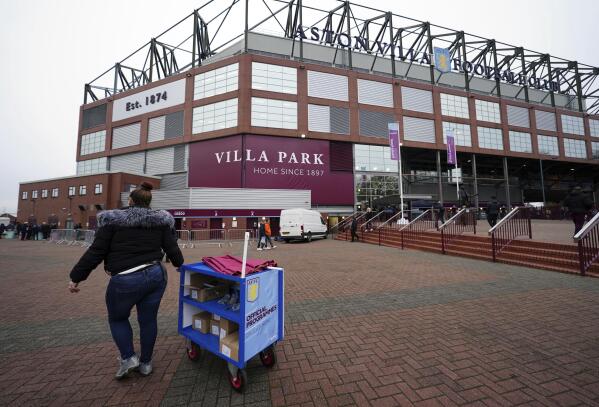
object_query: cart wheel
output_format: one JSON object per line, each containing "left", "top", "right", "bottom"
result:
{"left": 259, "top": 345, "right": 277, "bottom": 368}
{"left": 228, "top": 368, "right": 247, "bottom": 392}
{"left": 187, "top": 343, "right": 201, "bottom": 362}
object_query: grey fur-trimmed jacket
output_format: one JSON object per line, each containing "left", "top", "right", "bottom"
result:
{"left": 70, "top": 206, "right": 184, "bottom": 283}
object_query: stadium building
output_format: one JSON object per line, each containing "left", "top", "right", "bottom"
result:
{"left": 17, "top": 0, "right": 599, "bottom": 231}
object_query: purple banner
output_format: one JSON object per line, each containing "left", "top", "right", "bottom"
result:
{"left": 188, "top": 135, "right": 354, "bottom": 205}
{"left": 168, "top": 209, "right": 283, "bottom": 218}
{"left": 446, "top": 130, "right": 456, "bottom": 165}
{"left": 388, "top": 123, "right": 400, "bottom": 161}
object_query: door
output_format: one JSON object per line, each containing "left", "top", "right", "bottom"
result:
{"left": 210, "top": 218, "right": 223, "bottom": 240}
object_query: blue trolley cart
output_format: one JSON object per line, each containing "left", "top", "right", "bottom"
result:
{"left": 178, "top": 262, "right": 284, "bottom": 391}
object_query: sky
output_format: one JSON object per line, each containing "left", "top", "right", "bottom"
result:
{"left": 1, "top": 0, "right": 598, "bottom": 215}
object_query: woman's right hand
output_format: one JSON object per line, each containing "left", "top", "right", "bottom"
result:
{"left": 68, "top": 281, "right": 80, "bottom": 293}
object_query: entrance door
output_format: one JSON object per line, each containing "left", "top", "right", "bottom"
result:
{"left": 174, "top": 218, "right": 182, "bottom": 231}
{"left": 209, "top": 218, "right": 223, "bottom": 240}
{"left": 269, "top": 217, "right": 280, "bottom": 237}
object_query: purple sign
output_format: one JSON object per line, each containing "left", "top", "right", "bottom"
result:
{"left": 188, "top": 135, "right": 354, "bottom": 205}
{"left": 168, "top": 209, "right": 282, "bottom": 217}
{"left": 388, "top": 123, "right": 400, "bottom": 161}
{"left": 446, "top": 130, "right": 456, "bottom": 165}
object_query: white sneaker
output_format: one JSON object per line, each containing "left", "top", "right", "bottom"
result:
{"left": 265, "top": 247, "right": 271, "bottom": 250}
{"left": 257, "top": 248, "right": 263, "bottom": 251}
{"left": 272, "top": 245, "right": 277, "bottom": 249}
{"left": 115, "top": 354, "right": 140, "bottom": 380}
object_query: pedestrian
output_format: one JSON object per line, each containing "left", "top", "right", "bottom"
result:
{"left": 263, "top": 219, "right": 276, "bottom": 249}
{"left": 563, "top": 186, "right": 593, "bottom": 235}
{"left": 68, "top": 182, "right": 184, "bottom": 380}
{"left": 486, "top": 197, "right": 500, "bottom": 227}
{"left": 433, "top": 201, "right": 445, "bottom": 229}
{"left": 365, "top": 207, "right": 373, "bottom": 232}
{"left": 26, "top": 223, "right": 33, "bottom": 240}
{"left": 350, "top": 217, "right": 359, "bottom": 242}
{"left": 0, "top": 223, "right": 5, "bottom": 239}
{"left": 459, "top": 186, "right": 469, "bottom": 208}
{"left": 257, "top": 220, "right": 266, "bottom": 251}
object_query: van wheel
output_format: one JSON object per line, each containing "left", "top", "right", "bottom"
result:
{"left": 323, "top": 233, "right": 328, "bottom": 239}
{"left": 307, "top": 232, "right": 312, "bottom": 242}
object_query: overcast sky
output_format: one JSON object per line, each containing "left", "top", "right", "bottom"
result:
{"left": 1, "top": 0, "right": 598, "bottom": 214}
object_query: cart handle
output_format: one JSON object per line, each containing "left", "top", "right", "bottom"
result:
{"left": 241, "top": 232, "right": 249, "bottom": 278}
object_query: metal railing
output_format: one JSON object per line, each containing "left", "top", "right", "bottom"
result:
{"left": 360, "top": 210, "right": 387, "bottom": 232}
{"left": 440, "top": 208, "right": 477, "bottom": 254}
{"left": 574, "top": 211, "right": 599, "bottom": 276}
{"left": 398, "top": 209, "right": 435, "bottom": 249}
{"left": 328, "top": 212, "right": 361, "bottom": 236}
{"left": 48, "top": 229, "right": 96, "bottom": 247}
{"left": 227, "top": 228, "right": 258, "bottom": 242}
{"left": 188, "top": 229, "right": 228, "bottom": 248}
{"left": 488, "top": 207, "right": 532, "bottom": 262}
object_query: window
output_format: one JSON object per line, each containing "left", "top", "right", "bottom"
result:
{"left": 79, "top": 185, "right": 87, "bottom": 196}
{"left": 21, "top": 191, "right": 28, "bottom": 200}
{"left": 80, "top": 130, "right": 106, "bottom": 155}
{"left": 192, "top": 99, "right": 238, "bottom": 134}
{"left": 477, "top": 127, "right": 503, "bottom": 150}
{"left": 32, "top": 190, "right": 38, "bottom": 199}
{"left": 561, "top": 114, "right": 585, "bottom": 136}
{"left": 252, "top": 62, "right": 297, "bottom": 94}
{"left": 442, "top": 122, "right": 472, "bottom": 147}
{"left": 475, "top": 100, "right": 500, "bottom": 123}
{"left": 194, "top": 62, "right": 239, "bottom": 100}
{"left": 590, "top": 119, "right": 599, "bottom": 138}
{"left": 51, "top": 188, "right": 59, "bottom": 198}
{"left": 251, "top": 97, "right": 297, "bottom": 129}
{"left": 112, "top": 122, "right": 141, "bottom": 149}
{"left": 537, "top": 135, "right": 559, "bottom": 156}
{"left": 148, "top": 111, "right": 184, "bottom": 142}
{"left": 95, "top": 184, "right": 103, "bottom": 195}
{"left": 440, "top": 93, "right": 469, "bottom": 119}
{"left": 354, "top": 144, "right": 398, "bottom": 172}
{"left": 401, "top": 87, "right": 433, "bottom": 113}
{"left": 307, "top": 71, "right": 348, "bottom": 101}
{"left": 76, "top": 157, "right": 107, "bottom": 176}
{"left": 357, "top": 79, "right": 393, "bottom": 107}
{"left": 41, "top": 189, "right": 48, "bottom": 198}
{"left": 68, "top": 186, "right": 76, "bottom": 196}
{"left": 592, "top": 142, "right": 599, "bottom": 159}
{"left": 82, "top": 103, "right": 106, "bottom": 130}
{"left": 506, "top": 105, "right": 530, "bottom": 128}
{"left": 509, "top": 131, "right": 532, "bottom": 153}
{"left": 563, "top": 138, "right": 587, "bottom": 159}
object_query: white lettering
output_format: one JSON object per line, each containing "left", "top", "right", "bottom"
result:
{"left": 225, "top": 151, "right": 231, "bottom": 163}
{"left": 288, "top": 153, "right": 298, "bottom": 164}
{"left": 246, "top": 149, "right": 256, "bottom": 162}
{"left": 233, "top": 150, "right": 242, "bottom": 162}
{"left": 215, "top": 152, "right": 225, "bottom": 164}
{"left": 258, "top": 151, "right": 269, "bottom": 162}
{"left": 313, "top": 154, "right": 324, "bottom": 165}
{"left": 278, "top": 152, "right": 287, "bottom": 163}
{"left": 301, "top": 153, "right": 310, "bottom": 164}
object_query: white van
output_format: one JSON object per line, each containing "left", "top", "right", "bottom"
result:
{"left": 279, "top": 208, "right": 328, "bottom": 242}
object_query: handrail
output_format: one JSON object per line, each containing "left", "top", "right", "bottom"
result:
{"left": 573, "top": 211, "right": 599, "bottom": 276}
{"left": 359, "top": 210, "right": 386, "bottom": 231}
{"left": 400, "top": 209, "right": 432, "bottom": 231}
{"left": 488, "top": 206, "right": 532, "bottom": 262}
{"left": 440, "top": 208, "right": 476, "bottom": 254}
{"left": 488, "top": 206, "right": 520, "bottom": 234}
{"left": 376, "top": 210, "right": 405, "bottom": 230}
{"left": 329, "top": 211, "right": 361, "bottom": 233}
{"left": 574, "top": 211, "right": 599, "bottom": 242}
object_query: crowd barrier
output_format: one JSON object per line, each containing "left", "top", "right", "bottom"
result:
{"left": 175, "top": 229, "right": 257, "bottom": 248}
{"left": 48, "top": 229, "right": 95, "bottom": 247}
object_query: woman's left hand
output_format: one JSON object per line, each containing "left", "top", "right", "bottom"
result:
{"left": 68, "top": 281, "right": 80, "bottom": 293}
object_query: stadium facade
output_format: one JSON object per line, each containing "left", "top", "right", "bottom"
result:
{"left": 17, "top": 0, "right": 599, "bottom": 230}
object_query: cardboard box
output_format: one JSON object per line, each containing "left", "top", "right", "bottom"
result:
{"left": 186, "top": 285, "right": 229, "bottom": 303}
{"left": 191, "top": 312, "right": 211, "bottom": 334}
{"left": 220, "top": 331, "right": 239, "bottom": 361}
{"left": 190, "top": 273, "right": 219, "bottom": 288}
{"left": 188, "top": 286, "right": 202, "bottom": 301}
{"left": 210, "top": 319, "right": 220, "bottom": 336}
{"left": 219, "top": 318, "right": 238, "bottom": 340}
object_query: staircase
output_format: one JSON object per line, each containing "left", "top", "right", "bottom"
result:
{"left": 336, "top": 228, "right": 599, "bottom": 277}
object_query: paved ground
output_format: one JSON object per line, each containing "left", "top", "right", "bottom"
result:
{"left": 1, "top": 238, "right": 599, "bottom": 407}
{"left": 473, "top": 219, "right": 579, "bottom": 245}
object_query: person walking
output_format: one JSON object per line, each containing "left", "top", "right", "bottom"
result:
{"left": 459, "top": 186, "right": 469, "bottom": 208}
{"left": 563, "top": 186, "right": 593, "bottom": 235}
{"left": 263, "top": 219, "right": 276, "bottom": 249}
{"left": 68, "top": 182, "right": 184, "bottom": 380}
{"left": 257, "top": 220, "right": 266, "bottom": 251}
{"left": 0, "top": 223, "right": 5, "bottom": 239}
{"left": 433, "top": 201, "right": 445, "bottom": 229}
{"left": 350, "top": 217, "right": 359, "bottom": 242}
{"left": 486, "top": 197, "right": 500, "bottom": 227}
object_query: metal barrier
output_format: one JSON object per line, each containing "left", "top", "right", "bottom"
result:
{"left": 227, "top": 229, "right": 258, "bottom": 242}
{"left": 488, "top": 206, "right": 531, "bottom": 262}
{"left": 175, "top": 230, "right": 191, "bottom": 248}
{"left": 188, "top": 229, "right": 228, "bottom": 248}
{"left": 399, "top": 209, "right": 435, "bottom": 249}
{"left": 440, "top": 208, "right": 477, "bottom": 254}
{"left": 329, "top": 212, "right": 362, "bottom": 236}
{"left": 47, "top": 229, "right": 95, "bottom": 246}
{"left": 574, "top": 211, "right": 599, "bottom": 276}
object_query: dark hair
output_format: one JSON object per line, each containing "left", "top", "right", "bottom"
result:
{"left": 129, "top": 182, "right": 153, "bottom": 207}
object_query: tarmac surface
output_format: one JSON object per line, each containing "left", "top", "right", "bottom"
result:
{"left": 1, "top": 238, "right": 599, "bottom": 406}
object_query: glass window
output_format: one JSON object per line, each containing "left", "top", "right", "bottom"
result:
{"left": 51, "top": 188, "right": 59, "bottom": 198}
{"left": 32, "top": 190, "right": 38, "bottom": 199}
{"left": 95, "top": 183, "right": 103, "bottom": 195}
{"left": 475, "top": 100, "right": 501, "bottom": 123}
{"left": 589, "top": 119, "right": 599, "bottom": 138}
{"left": 80, "top": 130, "right": 106, "bottom": 155}
{"left": 194, "top": 62, "right": 239, "bottom": 100}
{"left": 537, "top": 135, "right": 559, "bottom": 156}
{"left": 442, "top": 122, "right": 472, "bottom": 147}
{"left": 508, "top": 131, "right": 532, "bottom": 153}
{"left": 76, "top": 157, "right": 107, "bottom": 176}
{"left": 252, "top": 62, "right": 297, "bottom": 94}
{"left": 68, "top": 186, "right": 76, "bottom": 196}
{"left": 251, "top": 97, "right": 297, "bottom": 129}
{"left": 440, "top": 93, "right": 469, "bottom": 119}
{"left": 477, "top": 127, "right": 503, "bottom": 150}
{"left": 192, "top": 98, "right": 238, "bottom": 134}
{"left": 353, "top": 144, "right": 398, "bottom": 172}
{"left": 592, "top": 142, "right": 599, "bottom": 159}
{"left": 561, "top": 114, "right": 585, "bottom": 136}
{"left": 79, "top": 185, "right": 87, "bottom": 196}
{"left": 563, "top": 138, "right": 587, "bottom": 159}
{"left": 22, "top": 191, "right": 28, "bottom": 200}
{"left": 41, "top": 189, "right": 48, "bottom": 198}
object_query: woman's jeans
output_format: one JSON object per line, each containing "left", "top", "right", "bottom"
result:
{"left": 106, "top": 264, "right": 167, "bottom": 363}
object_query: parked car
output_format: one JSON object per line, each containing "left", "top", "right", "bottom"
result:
{"left": 279, "top": 208, "right": 328, "bottom": 242}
